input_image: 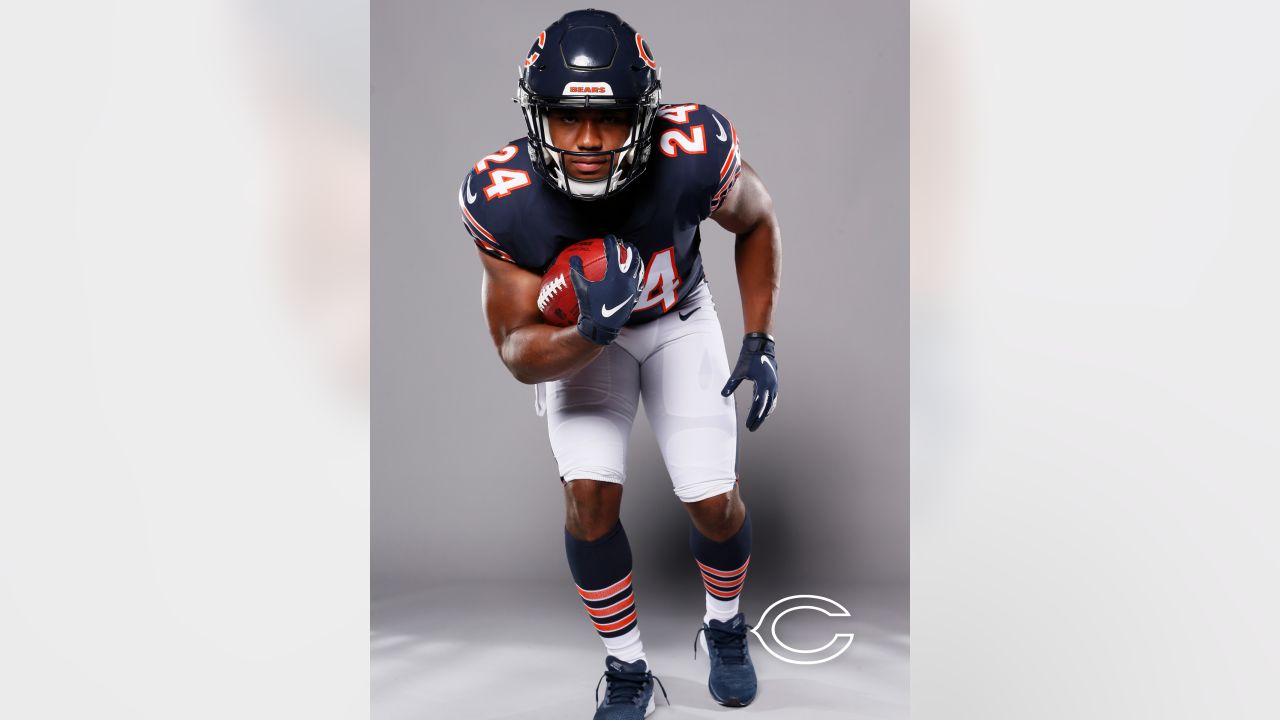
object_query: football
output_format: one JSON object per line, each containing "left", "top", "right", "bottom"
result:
{"left": 537, "top": 238, "right": 630, "bottom": 327}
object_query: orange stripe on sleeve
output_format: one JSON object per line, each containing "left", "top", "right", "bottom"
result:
{"left": 718, "top": 123, "right": 740, "bottom": 179}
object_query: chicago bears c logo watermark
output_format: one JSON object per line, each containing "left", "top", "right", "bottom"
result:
{"left": 749, "top": 594, "right": 856, "bottom": 665}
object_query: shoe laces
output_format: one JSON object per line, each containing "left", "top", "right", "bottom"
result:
{"left": 595, "top": 667, "right": 669, "bottom": 707}
{"left": 694, "top": 621, "right": 753, "bottom": 665}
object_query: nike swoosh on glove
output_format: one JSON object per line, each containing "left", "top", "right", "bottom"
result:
{"left": 721, "top": 332, "right": 779, "bottom": 432}
{"left": 569, "top": 234, "right": 645, "bottom": 346}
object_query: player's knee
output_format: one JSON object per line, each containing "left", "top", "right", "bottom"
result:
{"left": 683, "top": 486, "right": 745, "bottom": 541}
{"left": 563, "top": 478, "right": 622, "bottom": 541}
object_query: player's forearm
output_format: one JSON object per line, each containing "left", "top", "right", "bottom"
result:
{"left": 734, "top": 215, "right": 781, "bottom": 335}
{"left": 500, "top": 323, "right": 605, "bottom": 384}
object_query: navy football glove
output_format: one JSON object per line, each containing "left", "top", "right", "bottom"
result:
{"left": 569, "top": 234, "right": 645, "bottom": 346}
{"left": 721, "top": 332, "right": 779, "bottom": 432}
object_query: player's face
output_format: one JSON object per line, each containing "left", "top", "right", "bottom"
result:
{"left": 546, "top": 108, "right": 632, "bottom": 181}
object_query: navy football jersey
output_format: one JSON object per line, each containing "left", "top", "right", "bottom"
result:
{"left": 459, "top": 103, "right": 743, "bottom": 324}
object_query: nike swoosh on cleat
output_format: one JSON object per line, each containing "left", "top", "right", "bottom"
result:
{"left": 713, "top": 115, "right": 728, "bottom": 142}
{"left": 601, "top": 295, "right": 634, "bottom": 318}
{"left": 679, "top": 307, "right": 701, "bottom": 321}
{"left": 465, "top": 177, "right": 477, "bottom": 204}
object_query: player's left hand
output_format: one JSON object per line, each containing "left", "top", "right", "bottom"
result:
{"left": 721, "top": 332, "right": 779, "bottom": 432}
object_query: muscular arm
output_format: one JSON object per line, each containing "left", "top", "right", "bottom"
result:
{"left": 478, "top": 250, "right": 604, "bottom": 384}
{"left": 711, "top": 161, "right": 781, "bottom": 335}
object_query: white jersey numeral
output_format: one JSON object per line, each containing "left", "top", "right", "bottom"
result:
{"left": 635, "top": 248, "right": 681, "bottom": 312}
{"left": 483, "top": 169, "right": 530, "bottom": 200}
{"left": 475, "top": 145, "right": 519, "bottom": 173}
{"left": 657, "top": 104, "right": 699, "bottom": 124}
{"left": 658, "top": 126, "right": 707, "bottom": 157}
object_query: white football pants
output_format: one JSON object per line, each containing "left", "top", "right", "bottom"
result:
{"left": 538, "top": 281, "right": 738, "bottom": 502}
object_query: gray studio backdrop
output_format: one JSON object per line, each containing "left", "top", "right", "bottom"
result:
{"left": 373, "top": 0, "right": 907, "bottom": 600}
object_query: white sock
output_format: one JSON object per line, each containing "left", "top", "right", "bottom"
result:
{"left": 603, "top": 626, "right": 646, "bottom": 664}
{"left": 704, "top": 593, "right": 740, "bottom": 624}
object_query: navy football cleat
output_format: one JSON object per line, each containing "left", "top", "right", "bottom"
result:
{"left": 694, "top": 613, "right": 758, "bottom": 707}
{"left": 593, "top": 655, "right": 668, "bottom": 720}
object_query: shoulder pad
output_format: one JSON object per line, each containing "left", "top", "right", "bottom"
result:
{"left": 653, "top": 104, "right": 742, "bottom": 219}
{"left": 458, "top": 141, "right": 536, "bottom": 265}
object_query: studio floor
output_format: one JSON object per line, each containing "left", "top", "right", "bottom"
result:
{"left": 373, "top": 581, "right": 908, "bottom": 720}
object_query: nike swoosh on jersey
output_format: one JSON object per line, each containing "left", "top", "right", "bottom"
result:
{"left": 465, "top": 177, "right": 477, "bottom": 204}
{"left": 679, "top": 307, "right": 701, "bottom": 321}
{"left": 601, "top": 295, "right": 634, "bottom": 318}
{"left": 713, "top": 115, "right": 728, "bottom": 142}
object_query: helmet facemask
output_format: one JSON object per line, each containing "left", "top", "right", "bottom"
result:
{"left": 517, "top": 80, "right": 661, "bottom": 201}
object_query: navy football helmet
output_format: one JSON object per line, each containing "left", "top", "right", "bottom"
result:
{"left": 516, "top": 10, "right": 662, "bottom": 200}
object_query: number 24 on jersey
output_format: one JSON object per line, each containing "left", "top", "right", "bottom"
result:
{"left": 474, "top": 145, "right": 530, "bottom": 200}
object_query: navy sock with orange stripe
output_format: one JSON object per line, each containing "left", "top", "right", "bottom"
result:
{"left": 690, "top": 511, "right": 752, "bottom": 623}
{"left": 565, "top": 521, "right": 645, "bottom": 664}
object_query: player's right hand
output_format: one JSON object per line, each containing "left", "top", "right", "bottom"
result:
{"left": 569, "top": 234, "right": 644, "bottom": 346}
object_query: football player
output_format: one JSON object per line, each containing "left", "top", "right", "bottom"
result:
{"left": 459, "top": 10, "right": 781, "bottom": 719}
